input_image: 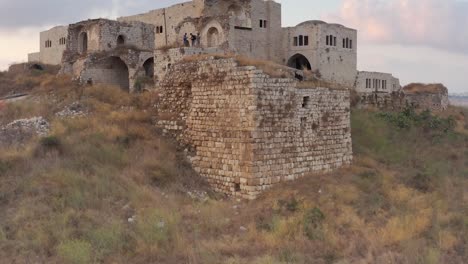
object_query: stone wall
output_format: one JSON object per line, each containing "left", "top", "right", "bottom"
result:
{"left": 154, "top": 47, "right": 225, "bottom": 81}
{"left": 356, "top": 92, "right": 405, "bottom": 110}
{"left": 157, "top": 58, "right": 352, "bottom": 199}
{"left": 405, "top": 92, "right": 450, "bottom": 111}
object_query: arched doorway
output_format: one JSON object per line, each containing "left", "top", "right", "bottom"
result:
{"left": 87, "top": 57, "right": 129, "bottom": 91}
{"left": 79, "top": 32, "right": 88, "bottom": 54}
{"left": 287, "top": 54, "right": 312, "bottom": 70}
{"left": 207, "top": 27, "right": 220, "bottom": 47}
{"left": 117, "top": 35, "right": 125, "bottom": 46}
{"left": 143, "top": 57, "right": 154, "bottom": 78}
{"left": 109, "top": 57, "right": 129, "bottom": 91}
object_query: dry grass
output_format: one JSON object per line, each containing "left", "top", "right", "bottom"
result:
{"left": 0, "top": 74, "right": 466, "bottom": 263}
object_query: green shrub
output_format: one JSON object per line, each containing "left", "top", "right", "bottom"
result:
{"left": 0, "top": 160, "right": 10, "bottom": 175}
{"left": 303, "top": 207, "right": 325, "bottom": 240}
{"left": 278, "top": 248, "right": 299, "bottom": 263}
{"left": 40, "top": 136, "right": 61, "bottom": 148}
{"left": 88, "top": 223, "right": 124, "bottom": 259}
{"left": 256, "top": 214, "right": 280, "bottom": 232}
{"left": 57, "top": 239, "right": 92, "bottom": 264}
{"left": 0, "top": 226, "right": 6, "bottom": 242}
{"left": 377, "top": 108, "right": 456, "bottom": 136}
{"left": 407, "top": 172, "right": 433, "bottom": 193}
{"left": 277, "top": 197, "right": 300, "bottom": 213}
{"left": 137, "top": 209, "right": 179, "bottom": 249}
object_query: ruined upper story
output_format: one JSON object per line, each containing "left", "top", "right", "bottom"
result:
{"left": 64, "top": 19, "right": 154, "bottom": 58}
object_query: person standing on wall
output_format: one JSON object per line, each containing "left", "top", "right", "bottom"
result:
{"left": 190, "top": 33, "right": 197, "bottom": 47}
{"left": 196, "top": 32, "right": 201, "bottom": 47}
{"left": 183, "top": 33, "right": 189, "bottom": 47}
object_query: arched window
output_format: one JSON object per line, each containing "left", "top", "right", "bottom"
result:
{"left": 143, "top": 57, "right": 154, "bottom": 78}
{"left": 117, "top": 35, "right": 125, "bottom": 46}
{"left": 298, "top": 35, "right": 304, "bottom": 46}
{"left": 207, "top": 27, "right": 220, "bottom": 47}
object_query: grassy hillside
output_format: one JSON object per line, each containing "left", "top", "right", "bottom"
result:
{"left": 0, "top": 72, "right": 467, "bottom": 263}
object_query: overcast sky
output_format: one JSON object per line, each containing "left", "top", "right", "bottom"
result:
{"left": 0, "top": 0, "right": 467, "bottom": 93}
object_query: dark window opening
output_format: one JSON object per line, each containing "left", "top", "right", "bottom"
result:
{"left": 234, "top": 183, "right": 241, "bottom": 192}
{"left": 299, "top": 35, "right": 304, "bottom": 46}
{"left": 260, "top": 20, "right": 263, "bottom": 28}
{"left": 304, "top": 36, "right": 309, "bottom": 46}
{"left": 293, "top": 37, "right": 298, "bottom": 46}
{"left": 79, "top": 32, "right": 88, "bottom": 54}
{"left": 143, "top": 57, "right": 154, "bottom": 77}
{"left": 30, "top": 64, "right": 44, "bottom": 71}
{"left": 117, "top": 35, "right": 125, "bottom": 46}
{"left": 350, "top": 39, "right": 353, "bottom": 49}
{"left": 302, "top": 96, "right": 310, "bottom": 108}
{"left": 326, "top": 35, "right": 337, "bottom": 46}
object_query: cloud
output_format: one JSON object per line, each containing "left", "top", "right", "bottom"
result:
{"left": 327, "top": 0, "right": 468, "bottom": 54}
{"left": 0, "top": 0, "right": 185, "bottom": 70}
{"left": 0, "top": 0, "right": 184, "bottom": 29}
{"left": 359, "top": 43, "right": 468, "bottom": 93}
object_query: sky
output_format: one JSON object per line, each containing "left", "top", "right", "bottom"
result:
{"left": 0, "top": 0, "right": 467, "bottom": 93}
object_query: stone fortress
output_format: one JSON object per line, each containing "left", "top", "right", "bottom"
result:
{"left": 27, "top": 0, "right": 448, "bottom": 198}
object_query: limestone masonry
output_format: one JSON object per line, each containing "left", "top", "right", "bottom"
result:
{"left": 26, "top": 0, "right": 449, "bottom": 197}
{"left": 157, "top": 58, "right": 352, "bottom": 198}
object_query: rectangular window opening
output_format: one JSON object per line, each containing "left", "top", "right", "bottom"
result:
{"left": 293, "top": 37, "right": 298, "bottom": 46}
{"left": 304, "top": 36, "right": 309, "bottom": 46}
{"left": 302, "top": 96, "right": 310, "bottom": 108}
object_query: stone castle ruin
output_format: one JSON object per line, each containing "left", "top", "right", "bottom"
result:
{"left": 27, "top": 0, "right": 448, "bottom": 198}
